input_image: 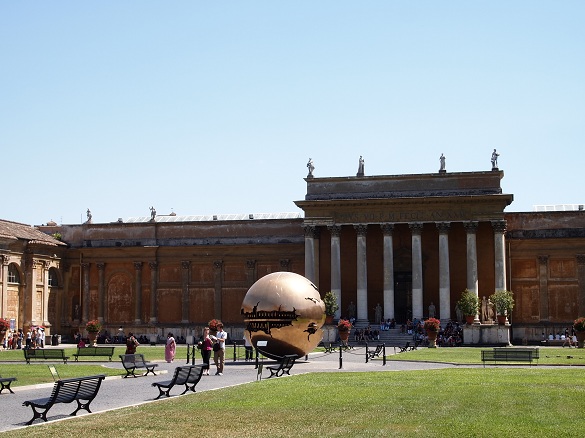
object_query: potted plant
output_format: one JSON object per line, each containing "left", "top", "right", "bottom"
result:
{"left": 337, "top": 318, "right": 352, "bottom": 343}
{"left": 0, "top": 318, "right": 9, "bottom": 332}
{"left": 457, "top": 289, "right": 479, "bottom": 324}
{"left": 86, "top": 319, "right": 101, "bottom": 333}
{"left": 573, "top": 317, "right": 585, "bottom": 348}
{"left": 424, "top": 317, "right": 441, "bottom": 348}
{"left": 322, "top": 291, "right": 339, "bottom": 324}
{"left": 489, "top": 290, "right": 514, "bottom": 324}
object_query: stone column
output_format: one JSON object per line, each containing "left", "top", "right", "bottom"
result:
{"left": 149, "top": 262, "right": 158, "bottom": 323}
{"left": 492, "top": 220, "right": 507, "bottom": 291}
{"left": 576, "top": 255, "right": 585, "bottom": 316}
{"left": 280, "top": 259, "right": 291, "bottom": 272}
{"left": 464, "top": 221, "right": 479, "bottom": 322}
{"left": 354, "top": 224, "right": 368, "bottom": 324}
{"left": 42, "top": 261, "right": 50, "bottom": 326}
{"left": 81, "top": 262, "right": 90, "bottom": 324}
{"left": 538, "top": 255, "right": 549, "bottom": 321}
{"left": 181, "top": 261, "right": 191, "bottom": 323}
{"left": 436, "top": 222, "right": 451, "bottom": 321}
{"left": 246, "top": 260, "right": 256, "bottom": 287}
{"left": 303, "top": 225, "right": 319, "bottom": 287}
{"left": 1, "top": 256, "right": 8, "bottom": 320}
{"left": 328, "top": 225, "right": 342, "bottom": 319}
{"left": 381, "top": 223, "right": 395, "bottom": 321}
{"left": 409, "top": 223, "right": 424, "bottom": 320}
{"left": 97, "top": 263, "right": 105, "bottom": 323}
{"left": 213, "top": 261, "right": 223, "bottom": 320}
{"left": 134, "top": 262, "right": 143, "bottom": 324}
{"left": 61, "top": 262, "right": 70, "bottom": 326}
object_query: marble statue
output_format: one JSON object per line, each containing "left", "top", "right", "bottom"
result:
{"left": 491, "top": 149, "right": 499, "bottom": 169}
{"left": 307, "top": 158, "right": 314, "bottom": 177}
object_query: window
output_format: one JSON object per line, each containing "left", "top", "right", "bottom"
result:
{"left": 48, "top": 268, "right": 59, "bottom": 287}
{"left": 7, "top": 264, "right": 20, "bottom": 284}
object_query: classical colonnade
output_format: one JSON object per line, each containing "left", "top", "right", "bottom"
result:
{"left": 304, "top": 220, "right": 508, "bottom": 325}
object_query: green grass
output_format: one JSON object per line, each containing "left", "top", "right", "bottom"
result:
{"left": 4, "top": 368, "right": 585, "bottom": 437}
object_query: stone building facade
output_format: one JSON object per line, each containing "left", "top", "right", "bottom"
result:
{"left": 1, "top": 169, "right": 584, "bottom": 343}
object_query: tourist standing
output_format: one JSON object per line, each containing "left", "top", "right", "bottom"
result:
{"left": 125, "top": 332, "right": 139, "bottom": 354}
{"left": 165, "top": 332, "right": 176, "bottom": 363}
{"left": 198, "top": 327, "right": 213, "bottom": 375}
{"left": 213, "top": 323, "right": 227, "bottom": 376}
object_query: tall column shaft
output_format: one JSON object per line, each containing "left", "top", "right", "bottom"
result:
{"left": 149, "top": 262, "right": 158, "bottom": 323}
{"left": 492, "top": 220, "right": 507, "bottom": 291}
{"left": 1, "top": 257, "right": 8, "bottom": 321}
{"left": 355, "top": 224, "right": 368, "bottom": 323}
{"left": 577, "top": 255, "right": 585, "bottom": 316}
{"left": 81, "top": 262, "right": 90, "bottom": 324}
{"left": 538, "top": 255, "right": 549, "bottom": 321}
{"left": 437, "top": 222, "right": 451, "bottom": 321}
{"left": 464, "top": 221, "right": 479, "bottom": 322}
{"left": 42, "top": 262, "right": 50, "bottom": 326}
{"left": 329, "top": 225, "right": 342, "bottom": 319}
{"left": 303, "top": 226, "right": 319, "bottom": 286}
{"left": 134, "top": 262, "right": 143, "bottom": 324}
{"left": 381, "top": 224, "right": 395, "bottom": 321}
{"left": 410, "top": 223, "right": 424, "bottom": 320}
{"left": 181, "top": 261, "right": 191, "bottom": 323}
{"left": 97, "top": 263, "right": 105, "bottom": 323}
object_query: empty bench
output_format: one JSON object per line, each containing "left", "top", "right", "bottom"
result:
{"left": 152, "top": 365, "right": 204, "bottom": 399}
{"left": 0, "top": 375, "right": 17, "bottom": 394}
{"left": 22, "top": 374, "right": 106, "bottom": 424}
{"left": 366, "top": 344, "right": 385, "bottom": 360}
{"left": 266, "top": 355, "right": 296, "bottom": 378}
{"left": 73, "top": 346, "right": 116, "bottom": 361}
{"left": 481, "top": 349, "right": 534, "bottom": 367}
{"left": 119, "top": 353, "right": 158, "bottom": 378}
{"left": 23, "top": 348, "right": 70, "bottom": 364}
{"left": 399, "top": 342, "right": 417, "bottom": 353}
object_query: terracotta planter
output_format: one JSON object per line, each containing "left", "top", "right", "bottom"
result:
{"left": 88, "top": 332, "right": 98, "bottom": 346}
{"left": 465, "top": 315, "right": 475, "bottom": 325}
{"left": 497, "top": 315, "right": 507, "bottom": 325}
{"left": 576, "top": 331, "right": 585, "bottom": 348}
{"left": 325, "top": 315, "right": 334, "bottom": 325}
{"left": 338, "top": 330, "right": 350, "bottom": 342}
{"left": 427, "top": 331, "right": 438, "bottom": 348}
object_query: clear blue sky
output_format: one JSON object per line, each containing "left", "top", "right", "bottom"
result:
{"left": 2, "top": 2, "right": 583, "bottom": 225}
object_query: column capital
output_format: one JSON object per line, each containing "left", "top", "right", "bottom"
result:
{"left": 435, "top": 222, "right": 451, "bottom": 233}
{"left": 81, "top": 262, "right": 90, "bottom": 269}
{"left": 96, "top": 262, "right": 105, "bottom": 270}
{"left": 246, "top": 260, "right": 256, "bottom": 270}
{"left": 280, "top": 259, "right": 291, "bottom": 270}
{"left": 354, "top": 224, "right": 368, "bottom": 236}
{"left": 538, "top": 255, "right": 549, "bottom": 265}
{"left": 328, "top": 224, "right": 342, "bottom": 237}
{"left": 149, "top": 261, "right": 158, "bottom": 270}
{"left": 303, "top": 225, "right": 320, "bottom": 238}
{"left": 213, "top": 260, "right": 223, "bottom": 270}
{"left": 134, "top": 261, "right": 143, "bottom": 271}
{"left": 463, "top": 221, "right": 479, "bottom": 233}
{"left": 408, "top": 222, "right": 424, "bottom": 234}
{"left": 1, "top": 255, "right": 9, "bottom": 266}
{"left": 491, "top": 220, "right": 507, "bottom": 233}
{"left": 181, "top": 260, "right": 191, "bottom": 270}
{"left": 381, "top": 223, "right": 394, "bottom": 235}
{"left": 576, "top": 254, "right": 585, "bottom": 265}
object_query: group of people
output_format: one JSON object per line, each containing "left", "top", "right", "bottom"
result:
{"left": 2, "top": 327, "right": 45, "bottom": 350}
{"left": 197, "top": 323, "right": 227, "bottom": 376}
{"left": 545, "top": 329, "right": 577, "bottom": 347}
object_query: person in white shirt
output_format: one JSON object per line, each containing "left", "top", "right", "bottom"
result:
{"left": 213, "top": 323, "right": 227, "bottom": 376}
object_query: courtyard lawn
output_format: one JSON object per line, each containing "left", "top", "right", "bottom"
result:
{"left": 3, "top": 368, "right": 585, "bottom": 437}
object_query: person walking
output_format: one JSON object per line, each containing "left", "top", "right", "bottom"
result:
{"left": 213, "top": 323, "right": 227, "bottom": 376}
{"left": 198, "top": 327, "right": 213, "bottom": 375}
{"left": 165, "top": 332, "right": 176, "bottom": 363}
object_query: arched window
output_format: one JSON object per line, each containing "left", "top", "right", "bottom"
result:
{"left": 48, "top": 268, "right": 59, "bottom": 287}
{"left": 7, "top": 264, "right": 20, "bottom": 284}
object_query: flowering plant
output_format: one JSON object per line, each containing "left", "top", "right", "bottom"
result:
{"left": 574, "top": 317, "right": 585, "bottom": 332}
{"left": 337, "top": 319, "right": 352, "bottom": 332}
{"left": 86, "top": 319, "right": 102, "bottom": 333}
{"left": 208, "top": 319, "right": 222, "bottom": 332}
{"left": 0, "top": 318, "right": 9, "bottom": 332}
{"left": 424, "top": 317, "right": 441, "bottom": 333}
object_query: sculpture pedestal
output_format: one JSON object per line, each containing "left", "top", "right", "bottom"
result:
{"left": 463, "top": 324, "right": 511, "bottom": 346}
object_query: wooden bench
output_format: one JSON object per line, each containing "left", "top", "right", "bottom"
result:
{"left": 481, "top": 349, "right": 534, "bottom": 366}
{"left": 152, "top": 365, "right": 204, "bottom": 399}
{"left": 266, "top": 355, "right": 296, "bottom": 378}
{"left": 23, "top": 348, "right": 70, "bottom": 364}
{"left": 0, "top": 375, "right": 17, "bottom": 394}
{"left": 493, "top": 347, "right": 539, "bottom": 362}
{"left": 22, "top": 374, "right": 106, "bottom": 424}
{"left": 73, "top": 346, "right": 116, "bottom": 361}
{"left": 366, "top": 344, "right": 384, "bottom": 360}
{"left": 119, "top": 353, "right": 158, "bottom": 378}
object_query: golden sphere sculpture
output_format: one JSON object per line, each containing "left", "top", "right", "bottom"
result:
{"left": 241, "top": 272, "right": 325, "bottom": 359}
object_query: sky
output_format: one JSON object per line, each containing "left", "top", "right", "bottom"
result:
{"left": 1, "top": 2, "right": 584, "bottom": 226}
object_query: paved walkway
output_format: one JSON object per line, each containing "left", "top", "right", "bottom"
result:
{"left": 0, "top": 346, "right": 457, "bottom": 432}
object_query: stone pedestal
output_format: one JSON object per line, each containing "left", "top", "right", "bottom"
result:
{"left": 463, "top": 323, "right": 511, "bottom": 346}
